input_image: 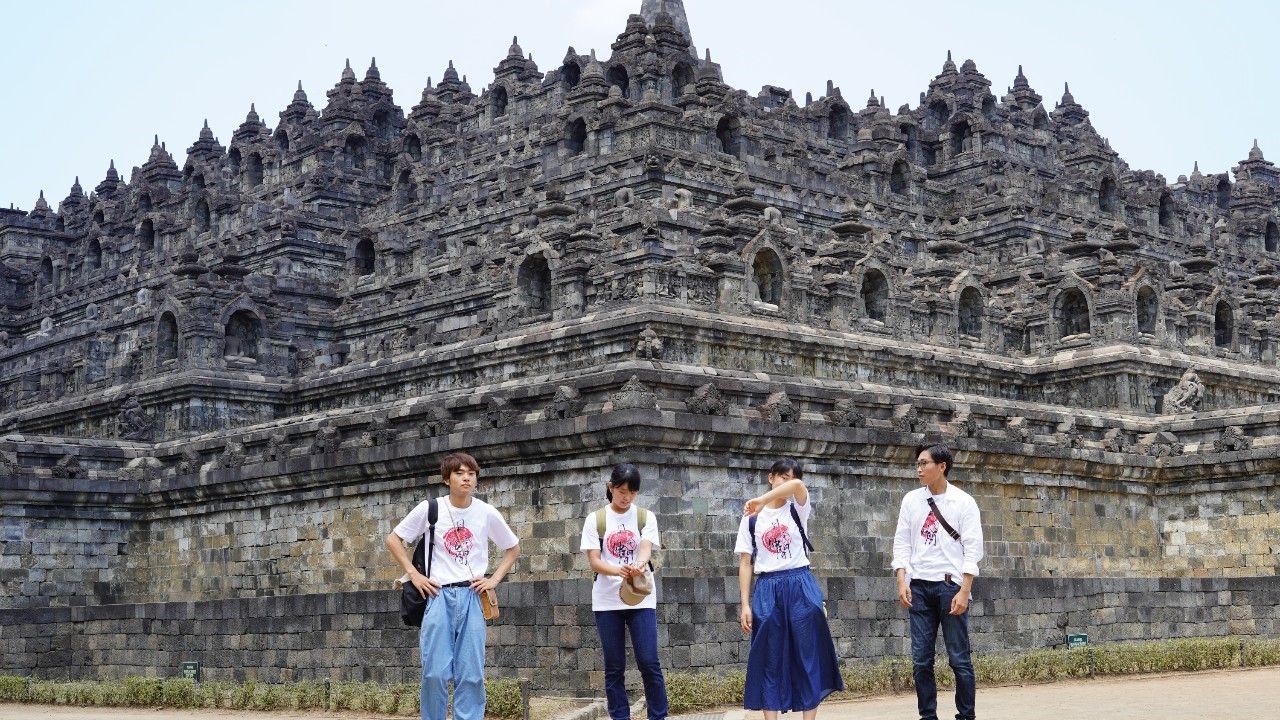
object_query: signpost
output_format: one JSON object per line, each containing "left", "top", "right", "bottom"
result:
{"left": 181, "top": 662, "right": 200, "bottom": 681}
{"left": 1067, "top": 633, "right": 1088, "bottom": 650}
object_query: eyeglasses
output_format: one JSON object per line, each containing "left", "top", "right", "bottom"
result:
{"left": 915, "top": 460, "right": 937, "bottom": 468}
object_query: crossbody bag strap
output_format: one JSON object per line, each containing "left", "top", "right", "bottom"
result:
{"left": 789, "top": 503, "right": 814, "bottom": 555}
{"left": 926, "top": 497, "right": 961, "bottom": 541}
{"left": 426, "top": 496, "right": 439, "bottom": 578}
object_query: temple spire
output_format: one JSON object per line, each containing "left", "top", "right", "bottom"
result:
{"left": 639, "top": 0, "right": 694, "bottom": 51}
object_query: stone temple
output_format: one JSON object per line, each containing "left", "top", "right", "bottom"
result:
{"left": 2, "top": 0, "right": 1277, "bottom": 691}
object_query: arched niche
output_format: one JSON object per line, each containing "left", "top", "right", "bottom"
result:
{"left": 345, "top": 135, "right": 367, "bottom": 170}
{"left": 750, "top": 248, "right": 783, "bottom": 305}
{"left": 138, "top": 219, "right": 155, "bottom": 252}
{"left": 890, "top": 160, "right": 909, "bottom": 195}
{"left": 157, "top": 312, "right": 180, "bottom": 363}
{"left": 672, "top": 62, "right": 694, "bottom": 96}
{"left": 224, "top": 310, "right": 262, "bottom": 360}
{"left": 828, "top": 105, "right": 850, "bottom": 140}
{"left": 716, "top": 116, "right": 743, "bottom": 158}
{"left": 397, "top": 170, "right": 417, "bottom": 208}
{"left": 1057, "top": 288, "right": 1091, "bottom": 338}
{"left": 950, "top": 120, "right": 972, "bottom": 156}
{"left": 353, "top": 238, "right": 375, "bottom": 276}
{"left": 861, "top": 269, "right": 889, "bottom": 322}
{"left": 1099, "top": 177, "right": 1117, "bottom": 213}
{"left": 372, "top": 110, "right": 393, "bottom": 140}
{"left": 958, "top": 287, "right": 983, "bottom": 338}
{"left": 1158, "top": 193, "right": 1174, "bottom": 228}
{"left": 86, "top": 239, "right": 102, "bottom": 272}
{"left": 276, "top": 128, "right": 290, "bottom": 152}
{"left": 560, "top": 62, "right": 581, "bottom": 92}
{"left": 565, "top": 118, "right": 587, "bottom": 155}
{"left": 517, "top": 254, "right": 552, "bottom": 312}
{"left": 607, "top": 65, "right": 629, "bottom": 97}
{"left": 1214, "top": 301, "right": 1234, "bottom": 348}
{"left": 491, "top": 86, "right": 508, "bottom": 118}
{"left": 245, "top": 153, "right": 264, "bottom": 188}
{"left": 194, "top": 200, "right": 211, "bottom": 232}
{"left": 1266, "top": 221, "right": 1278, "bottom": 253}
{"left": 1136, "top": 286, "right": 1158, "bottom": 335}
{"left": 227, "top": 148, "right": 241, "bottom": 177}
{"left": 1215, "top": 178, "right": 1231, "bottom": 210}
{"left": 405, "top": 134, "right": 422, "bottom": 162}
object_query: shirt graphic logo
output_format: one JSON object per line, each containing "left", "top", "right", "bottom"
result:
{"left": 920, "top": 511, "right": 939, "bottom": 546}
{"left": 761, "top": 520, "right": 792, "bottom": 558}
{"left": 443, "top": 520, "right": 475, "bottom": 563}
{"left": 605, "top": 525, "right": 638, "bottom": 563}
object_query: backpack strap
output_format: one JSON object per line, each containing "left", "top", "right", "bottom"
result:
{"left": 594, "top": 506, "right": 654, "bottom": 577}
{"left": 750, "top": 502, "right": 814, "bottom": 566}
{"left": 426, "top": 497, "right": 439, "bottom": 579}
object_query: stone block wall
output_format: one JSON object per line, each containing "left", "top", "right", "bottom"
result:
{"left": 3, "top": 575, "right": 1277, "bottom": 691}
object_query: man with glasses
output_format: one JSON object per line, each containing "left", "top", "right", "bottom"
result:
{"left": 891, "top": 442, "right": 984, "bottom": 720}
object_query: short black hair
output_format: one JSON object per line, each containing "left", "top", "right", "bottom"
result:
{"left": 769, "top": 457, "right": 804, "bottom": 479}
{"left": 915, "top": 442, "right": 953, "bottom": 476}
{"left": 606, "top": 463, "right": 641, "bottom": 500}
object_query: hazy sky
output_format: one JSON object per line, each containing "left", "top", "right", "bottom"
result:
{"left": 1, "top": 0, "right": 1275, "bottom": 211}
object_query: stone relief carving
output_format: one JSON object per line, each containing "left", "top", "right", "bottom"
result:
{"left": 685, "top": 383, "right": 729, "bottom": 416}
{"left": 485, "top": 397, "right": 519, "bottom": 428}
{"left": 116, "top": 395, "right": 155, "bottom": 441}
{"left": 1136, "top": 430, "right": 1183, "bottom": 457}
{"left": 1006, "top": 416, "right": 1032, "bottom": 444}
{"left": 419, "top": 407, "right": 458, "bottom": 438}
{"left": 117, "top": 456, "right": 162, "bottom": 482}
{"left": 610, "top": 375, "right": 658, "bottom": 411}
{"left": 757, "top": 390, "right": 796, "bottom": 423}
{"left": 1162, "top": 368, "right": 1203, "bottom": 414}
{"left": 892, "top": 404, "right": 927, "bottom": 434}
{"left": 545, "top": 385, "right": 586, "bottom": 421}
{"left": 177, "top": 448, "right": 202, "bottom": 475}
{"left": 1212, "top": 426, "right": 1252, "bottom": 453}
{"left": 634, "top": 326, "right": 664, "bottom": 360}
{"left": 310, "top": 423, "right": 342, "bottom": 454}
{"left": 52, "top": 454, "right": 83, "bottom": 479}
{"left": 361, "top": 416, "right": 398, "bottom": 447}
{"left": 828, "top": 398, "right": 867, "bottom": 428}
{"left": 220, "top": 441, "right": 247, "bottom": 468}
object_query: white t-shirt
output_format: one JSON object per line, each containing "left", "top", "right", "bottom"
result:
{"left": 393, "top": 496, "right": 519, "bottom": 586}
{"left": 734, "top": 498, "right": 812, "bottom": 574}
{"left": 579, "top": 505, "right": 661, "bottom": 611}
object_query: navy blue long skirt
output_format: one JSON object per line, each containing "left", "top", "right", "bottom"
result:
{"left": 744, "top": 567, "right": 844, "bottom": 712}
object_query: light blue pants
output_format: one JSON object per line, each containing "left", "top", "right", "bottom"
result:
{"left": 420, "top": 587, "right": 486, "bottom": 720}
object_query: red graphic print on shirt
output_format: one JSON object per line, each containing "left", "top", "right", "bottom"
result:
{"left": 920, "top": 511, "right": 939, "bottom": 546}
{"left": 761, "top": 520, "right": 792, "bottom": 558}
{"left": 443, "top": 521, "right": 475, "bottom": 563}
{"left": 605, "top": 526, "right": 638, "bottom": 564}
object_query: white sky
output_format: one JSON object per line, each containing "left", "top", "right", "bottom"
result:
{"left": 1, "top": 0, "right": 1275, "bottom": 211}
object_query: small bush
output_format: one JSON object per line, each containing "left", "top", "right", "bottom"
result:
{"left": 666, "top": 670, "right": 745, "bottom": 714}
{"left": 487, "top": 677, "right": 524, "bottom": 719}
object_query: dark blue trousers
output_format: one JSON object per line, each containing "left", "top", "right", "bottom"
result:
{"left": 909, "top": 578, "right": 976, "bottom": 720}
{"left": 594, "top": 608, "right": 668, "bottom": 720}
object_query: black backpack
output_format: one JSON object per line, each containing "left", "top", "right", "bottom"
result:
{"left": 399, "top": 497, "right": 439, "bottom": 626}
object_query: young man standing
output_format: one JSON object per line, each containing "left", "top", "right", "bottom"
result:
{"left": 386, "top": 452, "right": 521, "bottom": 720}
{"left": 891, "top": 442, "right": 984, "bottom": 720}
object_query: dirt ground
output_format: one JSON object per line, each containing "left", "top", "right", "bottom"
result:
{"left": 1, "top": 666, "right": 1276, "bottom": 719}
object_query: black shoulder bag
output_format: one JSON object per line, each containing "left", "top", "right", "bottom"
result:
{"left": 399, "top": 497, "right": 438, "bottom": 627}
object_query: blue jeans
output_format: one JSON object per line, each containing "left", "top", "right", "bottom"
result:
{"left": 594, "top": 609, "right": 668, "bottom": 720}
{"left": 909, "top": 578, "right": 975, "bottom": 720}
{"left": 420, "top": 587, "right": 486, "bottom": 720}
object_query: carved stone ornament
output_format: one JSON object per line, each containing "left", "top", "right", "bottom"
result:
{"left": 419, "top": 407, "right": 458, "bottom": 438}
{"left": 361, "top": 416, "right": 398, "bottom": 447}
{"left": 266, "top": 433, "right": 289, "bottom": 461}
{"left": 116, "top": 395, "right": 156, "bottom": 441}
{"left": 52, "top": 454, "right": 84, "bottom": 479}
{"left": 610, "top": 375, "right": 658, "bottom": 411}
{"left": 1162, "top": 368, "right": 1204, "bottom": 414}
{"left": 486, "top": 397, "right": 519, "bottom": 429}
{"left": 118, "top": 456, "right": 162, "bottom": 482}
{"left": 310, "top": 424, "right": 342, "bottom": 454}
{"left": 545, "top": 385, "right": 586, "bottom": 421}
{"left": 1212, "top": 426, "right": 1252, "bottom": 453}
{"left": 892, "top": 403, "right": 927, "bottom": 434}
{"left": 685, "top": 383, "right": 730, "bottom": 416}
{"left": 220, "top": 441, "right": 247, "bottom": 468}
{"left": 634, "top": 326, "right": 664, "bottom": 360}
{"left": 757, "top": 390, "right": 796, "bottom": 423}
{"left": 1136, "top": 430, "right": 1183, "bottom": 457}
{"left": 1006, "top": 416, "right": 1032, "bottom": 444}
{"left": 177, "top": 448, "right": 202, "bottom": 475}
{"left": 951, "top": 409, "right": 978, "bottom": 438}
{"left": 1103, "top": 428, "right": 1130, "bottom": 454}
{"left": 828, "top": 398, "right": 867, "bottom": 428}
{"left": 0, "top": 449, "right": 21, "bottom": 475}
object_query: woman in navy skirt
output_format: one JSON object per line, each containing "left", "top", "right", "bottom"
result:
{"left": 735, "top": 458, "right": 843, "bottom": 718}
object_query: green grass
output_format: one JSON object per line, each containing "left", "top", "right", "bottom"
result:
{"left": 1, "top": 638, "right": 1277, "bottom": 716}
{"left": 0, "top": 675, "right": 525, "bottom": 718}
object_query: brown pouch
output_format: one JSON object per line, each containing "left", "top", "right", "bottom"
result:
{"left": 481, "top": 588, "right": 500, "bottom": 621}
